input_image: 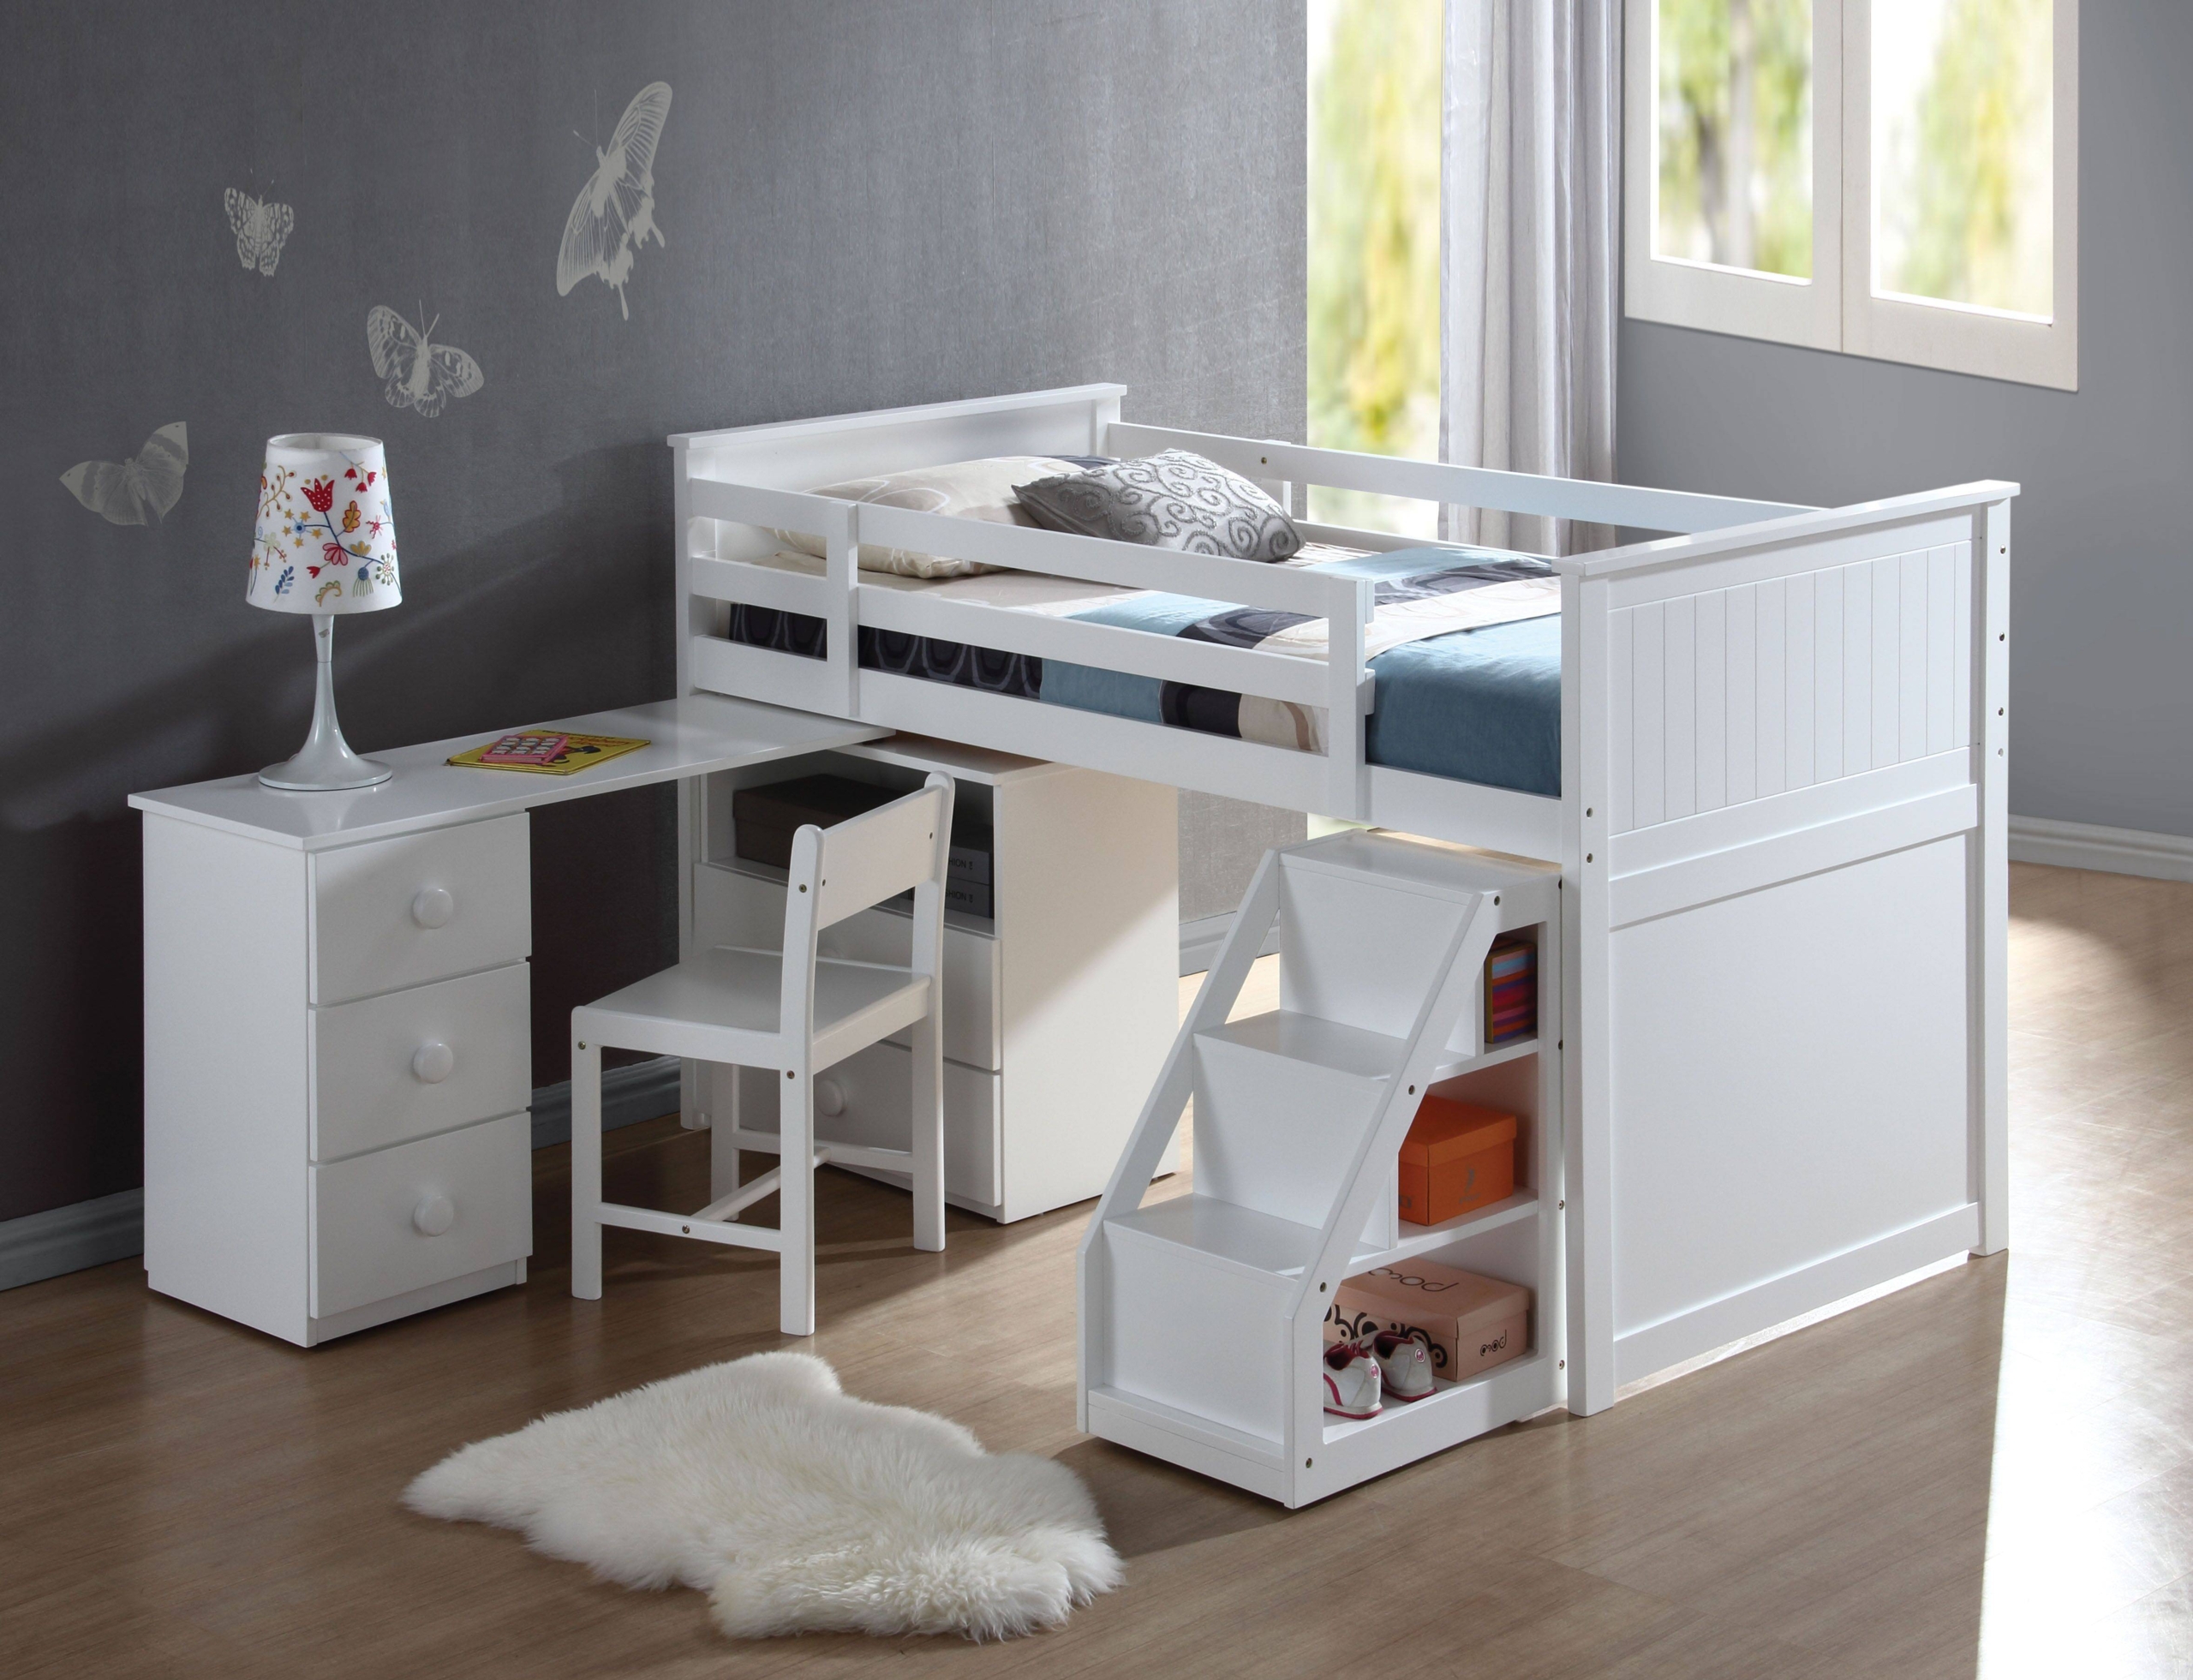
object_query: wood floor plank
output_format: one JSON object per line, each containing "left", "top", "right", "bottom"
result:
{"left": 4, "top": 867, "right": 2191, "bottom": 1674}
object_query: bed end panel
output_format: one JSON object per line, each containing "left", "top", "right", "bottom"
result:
{"left": 1564, "top": 489, "right": 2014, "bottom": 1402}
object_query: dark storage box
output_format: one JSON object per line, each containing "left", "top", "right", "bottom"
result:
{"left": 732, "top": 774, "right": 993, "bottom": 918}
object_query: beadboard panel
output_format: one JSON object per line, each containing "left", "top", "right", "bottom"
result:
{"left": 1610, "top": 541, "right": 1974, "bottom": 835}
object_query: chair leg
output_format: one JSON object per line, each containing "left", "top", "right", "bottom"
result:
{"left": 779, "top": 1066, "right": 816, "bottom": 1336}
{"left": 706, "top": 1061, "right": 742, "bottom": 1206}
{"left": 571, "top": 1031, "right": 604, "bottom": 1301}
{"left": 910, "top": 1014, "right": 946, "bottom": 1253}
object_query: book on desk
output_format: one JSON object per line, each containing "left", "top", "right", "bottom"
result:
{"left": 448, "top": 731, "right": 651, "bottom": 777}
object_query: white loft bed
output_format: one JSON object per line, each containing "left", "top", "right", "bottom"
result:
{"left": 668, "top": 385, "right": 2013, "bottom": 1419}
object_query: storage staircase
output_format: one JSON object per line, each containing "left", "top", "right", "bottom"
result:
{"left": 1077, "top": 831, "right": 1563, "bottom": 1507}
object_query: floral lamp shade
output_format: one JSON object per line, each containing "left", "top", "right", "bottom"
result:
{"left": 248, "top": 433, "right": 400, "bottom": 613}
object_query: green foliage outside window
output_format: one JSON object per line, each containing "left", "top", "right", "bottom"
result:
{"left": 1875, "top": 0, "right": 2053, "bottom": 317}
{"left": 1654, "top": 0, "right": 2053, "bottom": 317}
{"left": 1656, "top": 0, "right": 1814, "bottom": 278}
{"left": 1307, "top": 0, "right": 1441, "bottom": 536}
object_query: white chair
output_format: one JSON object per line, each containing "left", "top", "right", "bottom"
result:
{"left": 571, "top": 772, "right": 953, "bottom": 1335}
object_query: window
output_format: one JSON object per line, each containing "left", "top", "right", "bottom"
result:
{"left": 1624, "top": 0, "right": 2076, "bottom": 389}
{"left": 1306, "top": 0, "right": 1443, "bottom": 537}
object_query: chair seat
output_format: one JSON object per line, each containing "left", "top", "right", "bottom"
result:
{"left": 577, "top": 945, "right": 929, "bottom": 1068}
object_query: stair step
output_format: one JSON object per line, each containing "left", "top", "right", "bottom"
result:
{"left": 1105, "top": 1194, "right": 1323, "bottom": 1280}
{"left": 1189, "top": 1014, "right": 1393, "bottom": 1231}
{"left": 1282, "top": 830, "right": 1559, "bottom": 901}
{"left": 1195, "top": 1009, "right": 1405, "bottom": 1081}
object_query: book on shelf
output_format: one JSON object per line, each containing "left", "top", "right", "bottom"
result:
{"left": 1483, "top": 933, "right": 1538, "bottom": 1046}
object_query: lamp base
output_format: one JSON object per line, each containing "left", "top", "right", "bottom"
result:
{"left": 259, "top": 612, "right": 391, "bottom": 792}
{"left": 259, "top": 744, "right": 391, "bottom": 792}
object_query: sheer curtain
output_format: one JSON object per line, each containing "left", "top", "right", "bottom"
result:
{"left": 1441, "top": 0, "right": 1622, "bottom": 556}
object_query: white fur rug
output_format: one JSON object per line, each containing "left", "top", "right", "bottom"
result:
{"left": 403, "top": 1352, "right": 1120, "bottom": 1641}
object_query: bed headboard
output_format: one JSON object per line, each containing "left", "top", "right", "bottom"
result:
{"left": 669, "top": 384, "right": 1126, "bottom": 496}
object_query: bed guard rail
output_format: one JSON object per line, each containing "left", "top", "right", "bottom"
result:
{"left": 684, "top": 476, "right": 1378, "bottom": 816}
{"left": 1107, "top": 424, "right": 1817, "bottom": 537}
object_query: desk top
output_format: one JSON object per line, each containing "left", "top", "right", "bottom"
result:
{"left": 129, "top": 695, "right": 888, "bottom": 851}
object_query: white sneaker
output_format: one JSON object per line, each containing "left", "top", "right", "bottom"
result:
{"left": 1322, "top": 1341, "right": 1383, "bottom": 1420}
{"left": 1373, "top": 1330, "right": 1436, "bottom": 1402}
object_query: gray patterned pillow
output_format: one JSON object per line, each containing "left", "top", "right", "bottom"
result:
{"left": 1013, "top": 450, "right": 1303, "bottom": 562}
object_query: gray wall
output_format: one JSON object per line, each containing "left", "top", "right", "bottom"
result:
{"left": 0, "top": 0, "right": 1306, "bottom": 1225}
{"left": 1619, "top": 0, "right": 2190, "bottom": 840}
{"left": 1180, "top": 791, "right": 1306, "bottom": 924}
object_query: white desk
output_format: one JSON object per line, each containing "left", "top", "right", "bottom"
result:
{"left": 130, "top": 696, "right": 885, "bottom": 1346}
{"left": 134, "top": 695, "right": 887, "bottom": 851}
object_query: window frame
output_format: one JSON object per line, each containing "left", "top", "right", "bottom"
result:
{"left": 1622, "top": 0, "right": 2079, "bottom": 391}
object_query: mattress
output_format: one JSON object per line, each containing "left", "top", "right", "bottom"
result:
{"left": 724, "top": 542, "right": 1563, "bottom": 798}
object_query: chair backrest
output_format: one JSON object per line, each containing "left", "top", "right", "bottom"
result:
{"left": 774, "top": 772, "right": 952, "bottom": 1065}
{"left": 788, "top": 773, "right": 954, "bottom": 933}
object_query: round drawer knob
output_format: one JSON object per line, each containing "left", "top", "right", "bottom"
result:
{"left": 411, "top": 1042, "right": 456, "bottom": 1084}
{"left": 410, "top": 886, "right": 455, "bottom": 929}
{"left": 815, "top": 1077, "right": 846, "bottom": 1117}
{"left": 412, "top": 1193, "right": 456, "bottom": 1237}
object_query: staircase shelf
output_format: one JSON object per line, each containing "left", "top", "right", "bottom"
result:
{"left": 1077, "top": 831, "right": 1563, "bottom": 1508}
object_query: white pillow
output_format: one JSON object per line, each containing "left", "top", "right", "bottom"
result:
{"left": 774, "top": 456, "right": 1096, "bottom": 579}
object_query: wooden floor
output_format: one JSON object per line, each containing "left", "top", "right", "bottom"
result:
{"left": 4, "top": 861, "right": 2191, "bottom": 1677}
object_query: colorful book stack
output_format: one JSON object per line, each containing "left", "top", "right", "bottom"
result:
{"left": 1483, "top": 933, "right": 1538, "bottom": 1046}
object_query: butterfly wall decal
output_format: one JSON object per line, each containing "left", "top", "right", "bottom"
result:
{"left": 557, "top": 81, "right": 672, "bottom": 320}
{"left": 61, "top": 422, "right": 188, "bottom": 526}
{"left": 367, "top": 305, "right": 485, "bottom": 418}
{"left": 224, "top": 188, "right": 293, "bottom": 276}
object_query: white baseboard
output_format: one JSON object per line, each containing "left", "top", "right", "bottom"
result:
{"left": 1179, "top": 912, "right": 1282, "bottom": 977}
{"left": 1612, "top": 1203, "right": 1981, "bottom": 1390}
{"left": 0, "top": 1188, "right": 145, "bottom": 1291}
{"left": 2008, "top": 815, "right": 2193, "bottom": 883}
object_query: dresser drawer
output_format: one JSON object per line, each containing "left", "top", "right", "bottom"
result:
{"left": 311, "top": 963, "right": 532, "bottom": 1163}
{"left": 310, "top": 816, "right": 530, "bottom": 1005}
{"left": 695, "top": 860, "right": 999, "bottom": 1069}
{"left": 310, "top": 1112, "right": 532, "bottom": 1318}
{"left": 737, "top": 1039, "right": 1001, "bottom": 1208}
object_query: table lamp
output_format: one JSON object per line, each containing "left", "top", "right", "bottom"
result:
{"left": 248, "top": 433, "right": 402, "bottom": 791}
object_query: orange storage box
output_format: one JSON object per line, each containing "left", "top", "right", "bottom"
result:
{"left": 1397, "top": 1095, "right": 1515, "bottom": 1226}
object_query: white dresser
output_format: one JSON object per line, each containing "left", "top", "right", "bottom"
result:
{"left": 139, "top": 810, "right": 538, "bottom": 1345}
